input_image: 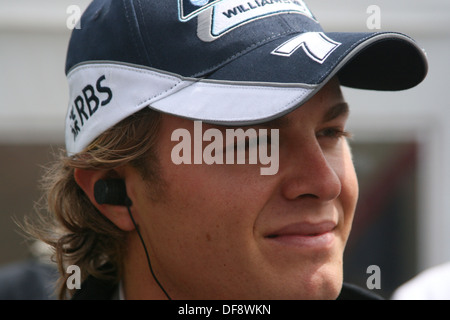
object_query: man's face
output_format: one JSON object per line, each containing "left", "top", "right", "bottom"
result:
{"left": 127, "top": 78, "right": 358, "bottom": 299}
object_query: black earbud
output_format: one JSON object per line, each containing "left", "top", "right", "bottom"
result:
{"left": 94, "top": 179, "right": 132, "bottom": 206}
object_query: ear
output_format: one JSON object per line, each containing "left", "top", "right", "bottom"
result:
{"left": 74, "top": 168, "right": 135, "bottom": 232}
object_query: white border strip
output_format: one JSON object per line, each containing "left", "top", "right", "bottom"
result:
{"left": 65, "top": 63, "right": 314, "bottom": 154}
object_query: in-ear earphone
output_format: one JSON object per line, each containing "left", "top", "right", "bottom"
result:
{"left": 94, "top": 179, "right": 131, "bottom": 206}
{"left": 93, "top": 179, "right": 172, "bottom": 300}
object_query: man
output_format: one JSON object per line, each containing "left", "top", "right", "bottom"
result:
{"left": 29, "top": 0, "right": 427, "bottom": 300}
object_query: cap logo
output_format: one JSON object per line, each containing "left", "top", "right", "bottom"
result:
{"left": 271, "top": 32, "right": 341, "bottom": 63}
{"left": 68, "top": 75, "right": 113, "bottom": 142}
{"left": 194, "top": 0, "right": 316, "bottom": 42}
{"left": 178, "top": 0, "right": 223, "bottom": 21}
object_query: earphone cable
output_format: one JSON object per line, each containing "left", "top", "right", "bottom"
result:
{"left": 126, "top": 205, "right": 172, "bottom": 300}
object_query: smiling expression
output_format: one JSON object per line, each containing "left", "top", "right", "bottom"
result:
{"left": 124, "top": 78, "right": 359, "bottom": 299}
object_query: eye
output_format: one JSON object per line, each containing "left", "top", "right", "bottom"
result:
{"left": 317, "top": 127, "right": 352, "bottom": 140}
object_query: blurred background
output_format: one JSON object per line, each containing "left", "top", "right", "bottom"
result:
{"left": 0, "top": 0, "right": 449, "bottom": 299}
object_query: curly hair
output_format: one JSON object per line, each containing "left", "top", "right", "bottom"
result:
{"left": 24, "top": 108, "right": 162, "bottom": 299}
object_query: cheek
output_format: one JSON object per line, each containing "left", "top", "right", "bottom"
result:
{"left": 146, "top": 163, "right": 274, "bottom": 295}
{"left": 162, "top": 163, "right": 267, "bottom": 233}
{"left": 152, "top": 157, "right": 262, "bottom": 245}
{"left": 336, "top": 142, "right": 359, "bottom": 234}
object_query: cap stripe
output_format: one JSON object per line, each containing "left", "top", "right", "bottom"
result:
{"left": 65, "top": 62, "right": 314, "bottom": 154}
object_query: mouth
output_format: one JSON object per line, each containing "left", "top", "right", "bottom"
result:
{"left": 264, "top": 221, "right": 337, "bottom": 249}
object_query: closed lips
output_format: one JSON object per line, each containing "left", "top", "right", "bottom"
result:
{"left": 265, "top": 221, "right": 337, "bottom": 238}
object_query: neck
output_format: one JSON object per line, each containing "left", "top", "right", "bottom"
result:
{"left": 122, "top": 232, "right": 170, "bottom": 300}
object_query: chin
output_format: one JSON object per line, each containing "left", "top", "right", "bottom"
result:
{"left": 286, "top": 279, "right": 342, "bottom": 300}
{"left": 291, "top": 263, "right": 344, "bottom": 300}
{"left": 307, "top": 280, "right": 342, "bottom": 300}
{"left": 248, "top": 269, "right": 343, "bottom": 300}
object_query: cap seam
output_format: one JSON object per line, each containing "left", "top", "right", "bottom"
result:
{"left": 67, "top": 62, "right": 180, "bottom": 81}
{"left": 191, "top": 28, "right": 298, "bottom": 78}
{"left": 137, "top": 80, "right": 185, "bottom": 108}
{"left": 122, "top": 0, "right": 145, "bottom": 66}
{"left": 135, "top": 0, "right": 159, "bottom": 67}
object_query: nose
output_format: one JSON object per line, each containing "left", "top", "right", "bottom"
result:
{"left": 280, "top": 139, "right": 342, "bottom": 202}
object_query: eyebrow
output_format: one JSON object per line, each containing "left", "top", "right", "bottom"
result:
{"left": 322, "top": 102, "right": 350, "bottom": 122}
{"left": 256, "top": 102, "right": 350, "bottom": 128}
{"left": 218, "top": 102, "right": 349, "bottom": 131}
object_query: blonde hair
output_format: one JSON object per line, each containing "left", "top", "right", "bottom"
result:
{"left": 24, "top": 108, "right": 162, "bottom": 299}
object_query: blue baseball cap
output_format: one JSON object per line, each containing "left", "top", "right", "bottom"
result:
{"left": 65, "top": 0, "right": 428, "bottom": 155}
